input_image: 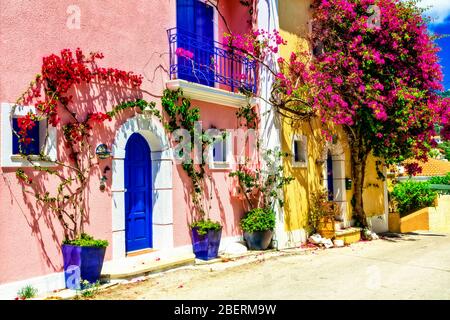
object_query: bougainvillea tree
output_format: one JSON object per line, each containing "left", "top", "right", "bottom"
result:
{"left": 441, "top": 97, "right": 450, "bottom": 141}
{"left": 219, "top": 0, "right": 446, "bottom": 225}
{"left": 13, "top": 48, "right": 158, "bottom": 240}
{"left": 307, "top": 0, "right": 444, "bottom": 223}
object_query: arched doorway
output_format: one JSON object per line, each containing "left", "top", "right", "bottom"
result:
{"left": 321, "top": 141, "right": 348, "bottom": 226}
{"left": 111, "top": 115, "right": 173, "bottom": 260}
{"left": 125, "top": 133, "right": 152, "bottom": 252}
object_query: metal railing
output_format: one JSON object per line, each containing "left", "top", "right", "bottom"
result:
{"left": 429, "top": 184, "right": 450, "bottom": 195}
{"left": 167, "top": 27, "right": 257, "bottom": 94}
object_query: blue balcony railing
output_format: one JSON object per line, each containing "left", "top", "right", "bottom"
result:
{"left": 167, "top": 27, "right": 257, "bottom": 94}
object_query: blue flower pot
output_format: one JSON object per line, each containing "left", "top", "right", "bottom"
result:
{"left": 244, "top": 230, "right": 273, "bottom": 250}
{"left": 191, "top": 228, "right": 222, "bottom": 260}
{"left": 62, "top": 244, "right": 106, "bottom": 290}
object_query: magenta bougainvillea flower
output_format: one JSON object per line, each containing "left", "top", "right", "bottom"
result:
{"left": 175, "top": 47, "right": 194, "bottom": 59}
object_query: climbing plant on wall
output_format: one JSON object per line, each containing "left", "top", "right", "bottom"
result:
{"left": 12, "top": 48, "right": 159, "bottom": 240}
{"left": 160, "top": 88, "right": 221, "bottom": 226}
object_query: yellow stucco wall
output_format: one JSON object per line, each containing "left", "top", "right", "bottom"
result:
{"left": 388, "top": 196, "right": 450, "bottom": 233}
{"left": 278, "top": 0, "right": 385, "bottom": 233}
{"left": 428, "top": 195, "right": 450, "bottom": 233}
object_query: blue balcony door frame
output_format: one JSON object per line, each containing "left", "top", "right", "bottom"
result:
{"left": 176, "top": 0, "right": 215, "bottom": 86}
{"left": 125, "top": 133, "right": 152, "bottom": 252}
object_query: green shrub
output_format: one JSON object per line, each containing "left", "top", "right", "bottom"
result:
{"left": 240, "top": 208, "right": 275, "bottom": 233}
{"left": 190, "top": 219, "right": 222, "bottom": 236}
{"left": 63, "top": 233, "right": 109, "bottom": 248}
{"left": 75, "top": 280, "right": 101, "bottom": 299}
{"left": 429, "top": 172, "right": 450, "bottom": 185}
{"left": 391, "top": 181, "right": 438, "bottom": 216}
{"left": 17, "top": 285, "right": 38, "bottom": 299}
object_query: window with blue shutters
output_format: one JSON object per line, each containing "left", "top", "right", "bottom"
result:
{"left": 1, "top": 102, "right": 57, "bottom": 167}
{"left": 12, "top": 118, "right": 40, "bottom": 155}
{"left": 176, "top": 0, "right": 215, "bottom": 87}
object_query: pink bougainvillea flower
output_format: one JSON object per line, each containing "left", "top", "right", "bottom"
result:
{"left": 175, "top": 47, "right": 194, "bottom": 59}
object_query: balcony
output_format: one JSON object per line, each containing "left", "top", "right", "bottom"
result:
{"left": 166, "top": 27, "right": 257, "bottom": 108}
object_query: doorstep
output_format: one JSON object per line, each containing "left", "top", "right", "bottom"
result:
{"left": 101, "top": 251, "right": 196, "bottom": 280}
{"left": 334, "top": 227, "right": 362, "bottom": 245}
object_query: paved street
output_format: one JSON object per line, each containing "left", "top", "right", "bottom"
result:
{"left": 95, "top": 232, "right": 450, "bottom": 300}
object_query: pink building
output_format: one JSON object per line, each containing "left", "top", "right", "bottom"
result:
{"left": 0, "top": 0, "right": 260, "bottom": 298}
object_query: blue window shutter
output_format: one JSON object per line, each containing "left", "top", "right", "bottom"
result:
{"left": 12, "top": 118, "right": 40, "bottom": 155}
{"left": 194, "top": 0, "right": 214, "bottom": 86}
{"left": 294, "top": 140, "right": 299, "bottom": 162}
{"left": 195, "top": 0, "right": 214, "bottom": 41}
{"left": 176, "top": 0, "right": 195, "bottom": 34}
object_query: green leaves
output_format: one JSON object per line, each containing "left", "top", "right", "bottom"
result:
{"left": 17, "top": 285, "right": 38, "bottom": 300}
{"left": 63, "top": 233, "right": 109, "bottom": 248}
{"left": 191, "top": 219, "right": 222, "bottom": 235}
{"left": 391, "top": 180, "right": 438, "bottom": 216}
{"left": 240, "top": 208, "right": 275, "bottom": 232}
{"left": 429, "top": 173, "right": 450, "bottom": 185}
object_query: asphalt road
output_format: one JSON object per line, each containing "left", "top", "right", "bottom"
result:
{"left": 95, "top": 232, "right": 450, "bottom": 300}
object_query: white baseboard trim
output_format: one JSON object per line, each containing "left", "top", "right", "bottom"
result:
{"left": 0, "top": 271, "right": 65, "bottom": 300}
{"left": 273, "top": 228, "right": 307, "bottom": 249}
{"left": 0, "top": 235, "right": 245, "bottom": 299}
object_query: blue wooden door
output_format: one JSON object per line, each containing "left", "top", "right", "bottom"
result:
{"left": 125, "top": 133, "right": 152, "bottom": 252}
{"left": 177, "top": 0, "right": 215, "bottom": 86}
{"left": 327, "top": 153, "right": 334, "bottom": 201}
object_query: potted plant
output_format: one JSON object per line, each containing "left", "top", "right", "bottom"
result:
{"left": 190, "top": 219, "right": 222, "bottom": 260}
{"left": 230, "top": 148, "right": 293, "bottom": 250}
{"left": 241, "top": 208, "right": 275, "bottom": 250}
{"left": 62, "top": 233, "right": 109, "bottom": 290}
{"left": 308, "top": 189, "right": 340, "bottom": 239}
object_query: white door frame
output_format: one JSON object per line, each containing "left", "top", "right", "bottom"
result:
{"left": 111, "top": 115, "right": 174, "bottom": 260}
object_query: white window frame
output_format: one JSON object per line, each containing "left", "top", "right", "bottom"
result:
{"left": 1, "top": 102, "right": 57, "bottom": 167}
{"left": 292, "top": 134, "right": 307, "bottom": 168}
{"left": 208, "top": 130, "right": 233, "bottom": 170}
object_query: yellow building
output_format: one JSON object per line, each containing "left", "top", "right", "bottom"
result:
{"left": 277, "top": 0, "right": 388, "bottom": 246}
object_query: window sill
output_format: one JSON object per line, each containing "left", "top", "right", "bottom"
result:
{"left": 209, "top": 162, "right": 231, "bottom": 170}
{"left": 5, "top": 154, "right": 57, "bottom": 168}
{"left": 292, "top": 161, "right": 307, "bottom": 168}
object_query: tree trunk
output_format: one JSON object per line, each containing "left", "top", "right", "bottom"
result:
{"left": 350, "top": 144, "right": 369, "bottom": 227}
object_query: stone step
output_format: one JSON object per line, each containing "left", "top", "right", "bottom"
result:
{"left": 334, "top": 227, "right": 362, "bottom": 245}
{"left": 101, "top": 251, "right": 195, "bottom": 280}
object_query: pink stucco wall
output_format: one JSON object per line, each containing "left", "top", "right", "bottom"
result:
{"left": 0, "top": 0, "right": 251, "bottom": 285}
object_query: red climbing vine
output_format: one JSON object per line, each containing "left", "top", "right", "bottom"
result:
{"left": 13, "top": 48, "right": 158, "bottom": 240}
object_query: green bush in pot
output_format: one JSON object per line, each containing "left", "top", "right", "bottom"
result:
{"left": 230, "top": 148, "right": 293, "bottom": 250}
{"left": 241, "top": 208, "right": 275, "bottom": 233}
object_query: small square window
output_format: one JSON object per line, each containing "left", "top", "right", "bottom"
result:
{"left": 12, "top": 118, "right": 40, "bottom": 155}
{"left": 292, "top": 134, "right": 307, "bottom": 168}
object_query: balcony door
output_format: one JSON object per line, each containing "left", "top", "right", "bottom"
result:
{"left": 177, "top": 0, "right": 215, "bottom": 87}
